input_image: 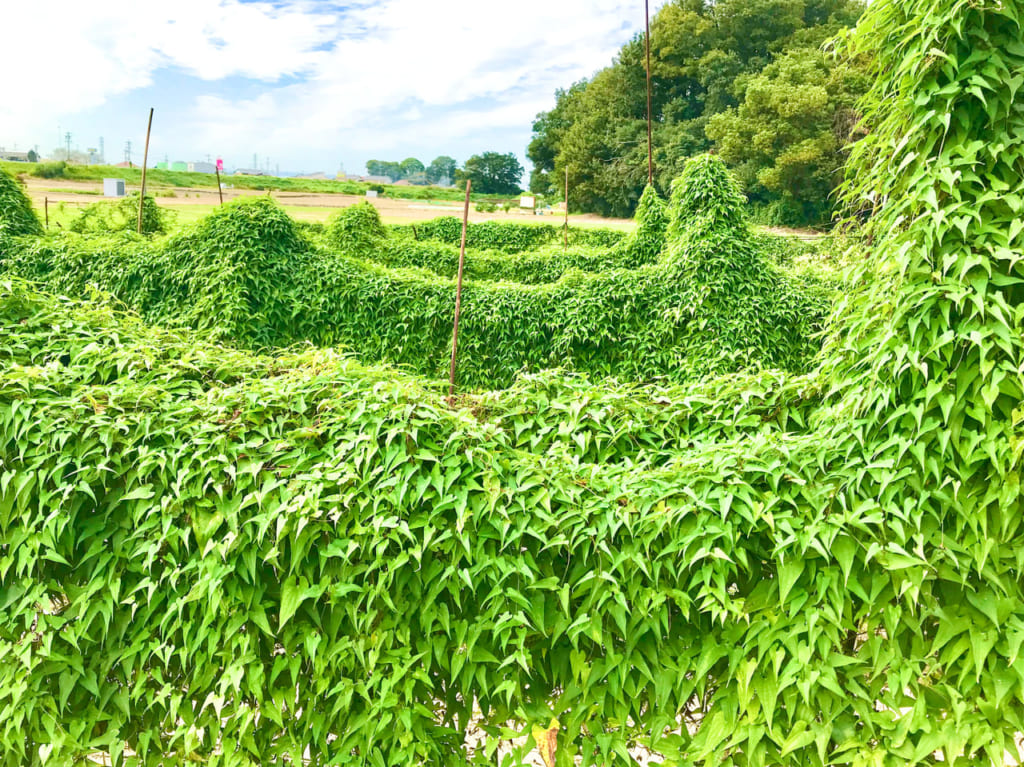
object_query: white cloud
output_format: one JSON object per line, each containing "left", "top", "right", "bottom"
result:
{"left": 1, "top": 0, "right": 665, "bottom": 169}
{"left": 0, "top": 0, "right": 337, "bottom": 138}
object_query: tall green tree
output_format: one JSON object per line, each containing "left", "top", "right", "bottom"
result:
{"left": 706, "top": 46, "right": 870, "bottom": 225}
{"left": 457, "top": 152, "right": 524, "bottom": 195}
{"left": 527, "top": 0, "right": 866, "bottom": 222}
{"left": 399, "top": 158, "right": 425, "bottom": 178}
{"left": 425, "top": 156, "right": 457, "bottom": 185}
{"left": 366, "top": 160, "right": 404, "bottom": 181}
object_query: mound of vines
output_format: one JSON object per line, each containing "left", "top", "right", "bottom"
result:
{"left": 0, "top": 161, "right": 824, "bottom": 387}
{"left": 68, "top": 193, "right": 174, "bottom": 236}
{"left": 0, "top": 169, "right": 42, "bottom": 238}
{"left": 2, "top": 2, "right": 1024, "bottom": 764}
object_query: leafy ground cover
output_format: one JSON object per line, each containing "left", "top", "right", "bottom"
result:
{"left": 0, "top": 156, "right": 826, "bottom": 388}
{"left": 1, "top": 1, "right": 1022, "bottom": 765}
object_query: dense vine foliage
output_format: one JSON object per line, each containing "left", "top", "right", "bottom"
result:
{"left": 401, "top": 217, "right": 625, "bottom": 253}
{"left": 0, "top": 161, "right": 823, "bottom": 387}
{"left": 0, "top": 169, "right": 42, "bottom": 238}
{"left": 3, "top": 2, "right": 1021, "bottom": 763}
{"left": 69, "top": 194, "right": 174, "bottom": 236}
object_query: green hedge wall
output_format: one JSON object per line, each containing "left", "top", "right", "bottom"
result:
{"left": 396, "top": 217, "right": 626, "bottom": 253}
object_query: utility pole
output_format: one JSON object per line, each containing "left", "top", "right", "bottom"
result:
{"left": 645, "top": 0, "right": 654, "bottom": 185}
{"left": 124, "top": 141, "right": 133, "bottom": 166}
{"left": 64, "top": 132, "right": 71, "bottom": 162}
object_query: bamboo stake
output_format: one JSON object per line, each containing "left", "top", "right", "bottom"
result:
{"left": 563, "top": 167, "right": 569, "bottom": 249}
{"left": 645, "top": 0, "right": 654, "bottom": 185}
{"left": 44, "top": 197, "right": 49, "bottom": 229}
{"left": 448, "top": 181, "right": 472, "bottom": 399}
{"left": 137, "top": 108, "right": 154, "bottom": 234}
{"left": 215, "top": 165, "right": 224, "bottom": 205}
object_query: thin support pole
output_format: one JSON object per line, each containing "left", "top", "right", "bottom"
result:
{"left": 137, "top": 108, "right": 154, "bottom": 234}
{"left": 448, "top": 180, "right": 472, "bottom": 399}
{"left": 564, "top": 167, "right": 569, "bottom": 249}
{"left": 645, "top": 0, "right": 654, "bottom": 185}
{"left": 215, "top": 166, "right": 224, "bottom": 205}
{"left": 44, "top": 197, "right": 49, "bottom": 229}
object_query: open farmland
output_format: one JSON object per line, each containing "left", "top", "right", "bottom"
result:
{"left": 1, "top": 1, "right": 1024, "bottom": 766}
{"left": 17, "top": 173, "right": 633, "bottom": 229}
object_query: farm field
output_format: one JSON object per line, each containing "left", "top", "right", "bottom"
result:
{"left": 1, "top": 1, "right": 1023, "bottom": 766}
{"left": 19, "top": 174, "right": 634, "bottom": 229}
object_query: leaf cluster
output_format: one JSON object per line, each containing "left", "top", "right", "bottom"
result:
{"left": 0, "top": 169, "right": 42, "bottom": 238}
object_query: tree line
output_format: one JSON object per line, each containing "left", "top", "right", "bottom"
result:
{"left": 366, "top": 152, "right": 525, "bottom": 195}
{"left": 528, "top": 0, "right": 868, "bottom": 226}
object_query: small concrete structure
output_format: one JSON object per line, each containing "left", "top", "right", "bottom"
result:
{"left": 103, "top": 178, "right": 126, "bottom": 198}
{"left": 366, "top": 190, "right": 379, "bottom": 199}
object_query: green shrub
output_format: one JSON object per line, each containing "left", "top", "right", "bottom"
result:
{"left": 613, "top": 183, "right": 668, "bottom": 264}
{"left": 0, "top": 169, "right": 42, "bottom": 237}
{"left": 68, "top": 193, "right": 174, "bottom": 236}
{"left": 30, "top": 160, "right": 67, "bottom": 179}
{"left": 326, "top": 201, "right": 387, "bottom": 253}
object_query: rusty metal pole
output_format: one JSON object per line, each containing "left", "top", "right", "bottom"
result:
{"left": 137, "top": 108, "right": 154, "bottom": 234}
{"left": 645, "top": 0, "right": 654, "bottom": 185}
{"left": 448, "top": 180, "right": 472, "bottom": 399}
{"left": 563, "top": 167, "right": 569, "bottom": 249}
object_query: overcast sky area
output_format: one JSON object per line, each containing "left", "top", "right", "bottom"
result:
{"left": 0, "top": 0, "right": 668, "bottom": 176}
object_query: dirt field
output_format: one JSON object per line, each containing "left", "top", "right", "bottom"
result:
{"left": 22, "top": 176, "right": 636, "bottom": 230}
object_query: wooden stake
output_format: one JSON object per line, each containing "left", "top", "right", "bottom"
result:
{"left": 563, "top": 167, "right": 569, "bottom": 249}
{"left": 448, "top": 181, "right": 472, "bottom": 399}
{"left": 215, "top": 165, "right": 224, "bottom": 205}
{"left": 645, "top": 0, "right": 654, "bottom": 185}
{"left": 137, "top": 108, "right": 154, "bottom": 234}
{"left": 44, "top": 197, "right": 49, "bottom": 229}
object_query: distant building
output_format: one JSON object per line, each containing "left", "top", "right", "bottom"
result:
{"left": 188, "top": 162, "right": 216, "bottom": 174}
{"left": 103, "top": 179, "right": 126, "bottom": 198}
{"left": 393, "top": 179, "right": 413, "bottom": 187}
{"left": 0, "top": 151, "right": 30, "bottom": 162}
{"left": 170, "top": 161, "right": 188, "bottom": 172}
{"left": 234, "top": 168, "right": 265, "bottom": 176}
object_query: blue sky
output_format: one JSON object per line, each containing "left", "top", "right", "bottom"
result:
{"left": 1, "top": 0, "right": 667, "bottom": 176}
